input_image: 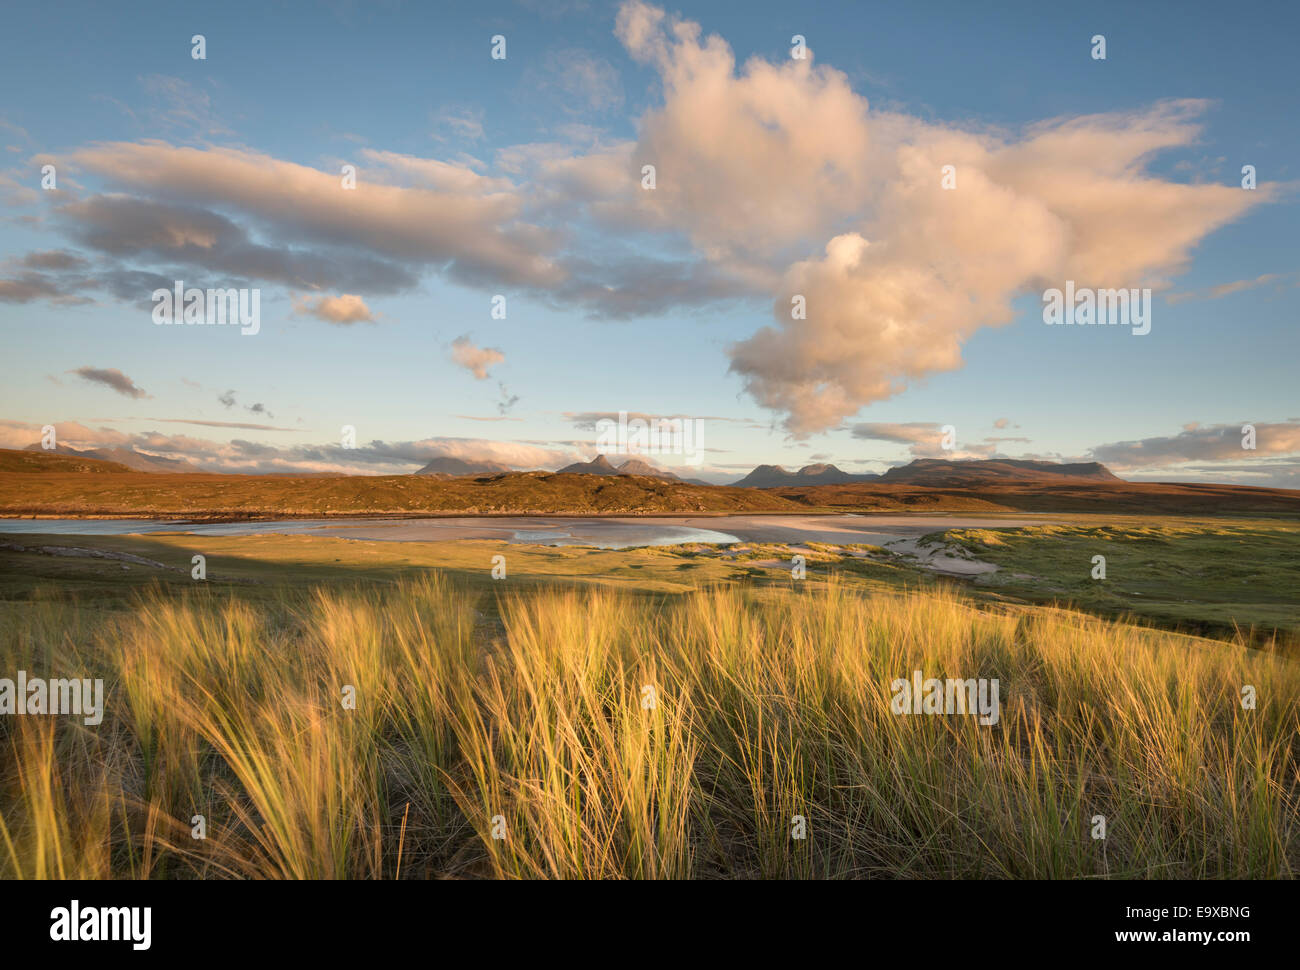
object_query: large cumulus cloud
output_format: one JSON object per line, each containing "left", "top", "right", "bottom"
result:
{"left": 0, "top": 1, "right": 1272, "bottom": 440}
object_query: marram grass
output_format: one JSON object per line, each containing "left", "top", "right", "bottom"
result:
{"left": 0, "top": 575, "right": 1295, "bottom": 879}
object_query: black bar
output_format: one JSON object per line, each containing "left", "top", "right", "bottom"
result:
{"left": 0, "top": 879, "right": 1276, "bottom": 957}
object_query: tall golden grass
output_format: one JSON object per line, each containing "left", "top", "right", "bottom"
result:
{"left": 1, "top": 576, "right": 1296, "bottom": 878}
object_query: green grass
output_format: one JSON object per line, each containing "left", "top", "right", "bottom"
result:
{"left": 5, "top": 517, "right": 1298, "bottom": 647}
{"left": 0, "top": 532, "right": 934, "bottom": 607}
{"left": 940, "top": 520, "right": 1300, "bottom": 643}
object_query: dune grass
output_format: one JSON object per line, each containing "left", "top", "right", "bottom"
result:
{"left": 1, "top": 574, "right": 1296, "bottom": 879}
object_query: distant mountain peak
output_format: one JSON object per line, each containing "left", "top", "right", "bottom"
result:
{"left": 415, "top": 457, "right": 513, "bottom": 477}
{"left": 23, "top": 442, "right": 198, "bottom": 473}
{"left": 733, "top": 462, "right": 872, "bottom": 488}
{"left": 556, "top": 454, "right": 697, "bottom": 482}
{"left": 556, "top": 454, "right": 621, "bottom": 476}
{"left": 617, "top": 457, "right": 670, "bottom": 476}
{"left": 731, "top": 456, "right": 1121, "bottom": 489}
{"left": 879, "top": 458, "right": 1120, "bottom": 484}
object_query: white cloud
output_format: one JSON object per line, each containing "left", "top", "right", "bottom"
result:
{"left": 293, "top": 292, "right": 375, "bottom": 325}
{"left": 449, "top": 336, "right": 505, "bottom": 380}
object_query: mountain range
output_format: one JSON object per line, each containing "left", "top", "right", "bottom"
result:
{"left": 416, "top": 454, "right": 706, "bottom": 482}
{"left": 7, "top": 448, "right": 1300, "bottom": 517}
{"left": 481, "top": 455, "right": 1122, "bottom": 489}
{"left": 730, "top": 462, "right": 864, "bottom": 487}
{"left": 731, "top": 458, "right": 1120, "bottom": 488}
{"left": 18, "top": 445, "right": 1126, "bottom": 488}
{"left": 554, "top": 455, "right": 710, "bottom": 485}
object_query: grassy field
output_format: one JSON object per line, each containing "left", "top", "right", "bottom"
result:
{"left": 942, "top": 520, "right": 1300, "bottom": 643}
{"left": 4, "top": 516, "right": 1297, "bottom": 644}
{"left": 1, "top": 528, "right": 1298, "bottom": 879}
{"left": 0, "top": 532, "right": 938, "bottom": 607}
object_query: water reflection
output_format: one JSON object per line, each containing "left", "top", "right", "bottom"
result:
{"left": 0, "top": 517, "right": 742, "bottom": 550}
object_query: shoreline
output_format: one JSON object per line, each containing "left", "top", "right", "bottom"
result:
{"left": 0, "top": 509, "right": 1067, "bottom": 523}
{"left": 0, "top": 512, "right": 1065, "bottom": 548}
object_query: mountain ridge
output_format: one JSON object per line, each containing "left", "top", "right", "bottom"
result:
{"left": 732, "top": 463, "right": 868, "bottom": 487}
{"left": 732, "top": 458, "right": 1122, "bottom": 488}
{"left": 415, "top": 456, "right": 515, "bottom": 477}
{"left": 23, "top": 443, "right": 200, "bottom": 474}
{"left": 3, "top": 449, "right": 1297, "bottom": 518}
{"left": 556, "top": 455, "right": 708, "bottom": 484}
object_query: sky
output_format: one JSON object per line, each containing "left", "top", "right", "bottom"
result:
{"left": 0, "top": 0, "right": 1297, "bottom": 485}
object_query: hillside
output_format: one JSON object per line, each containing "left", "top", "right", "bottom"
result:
{"left": 0, "top": 448, "right": 133, "bottom": 474}
{"left": 773, "top": 478, "right": 1300, "bottom": 515}
{"left": 0, "top": 464, "right": 802, "bottom": 518}
{"left": 22, "top": 443, "right": 200, "bottom": 473}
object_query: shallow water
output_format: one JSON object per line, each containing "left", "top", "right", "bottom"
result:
{"left": 0, "top": 513, "right": 1052, "bottom": 550}
{"left": 0, "top": 516, "right": 742, "bottom": 550}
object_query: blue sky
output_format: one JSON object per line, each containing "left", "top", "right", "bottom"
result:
{"left": 1, "top": 0, "right": 1296, "bottom": 484}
